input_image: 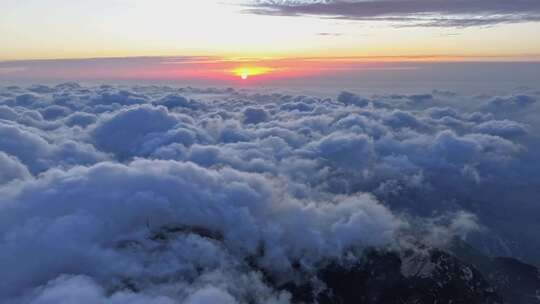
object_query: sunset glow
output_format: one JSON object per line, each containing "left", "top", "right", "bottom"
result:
{"left": 0, "top": 0, "right": 539, "bottom": 84}
{"left": 232, "top": 66, "right": 274, "bottom": 80}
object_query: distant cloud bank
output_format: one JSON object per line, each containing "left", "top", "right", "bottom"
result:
{"left": 2, "top": 57, "right": 540, "bottom": 86}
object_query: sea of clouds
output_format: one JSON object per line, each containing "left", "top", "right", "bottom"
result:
{"left": 0, "top": 83, "right": 539, "bottom": 303}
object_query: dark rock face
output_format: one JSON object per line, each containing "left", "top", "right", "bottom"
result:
{"left": 283, "top": 249, "right": 503, "bottom": 304}
{"left": 451, "top": 240, "right": 540, "bottom": 304}
{"left": 123, "top": 226, "right": 539, "bottom": 304}
{"left": 487, "top": 257, "right": 540, "bottom": 304}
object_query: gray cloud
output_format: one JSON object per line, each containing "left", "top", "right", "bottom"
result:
{"left": 246, "top": 0, "right": 540, "bottom": 27}
{"left": 0, "top": 152, "right": 31, "bottom": 185}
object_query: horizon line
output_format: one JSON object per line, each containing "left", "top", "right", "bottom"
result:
{"left": 2, "top": 54, "right": 540, "bottom": 64}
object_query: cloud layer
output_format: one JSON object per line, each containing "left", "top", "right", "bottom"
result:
{"left": 0, "top": 83, "right": 539, "bottom": 303}
{"left": 247, "top": 0, "right": 540, "bottom": 27}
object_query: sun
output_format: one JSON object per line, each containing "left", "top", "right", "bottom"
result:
{"left": 232, "top": 66, "right": 273, "bottom": 80}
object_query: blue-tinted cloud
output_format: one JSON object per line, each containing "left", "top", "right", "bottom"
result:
{"left": 1, "top": 83, "right": 539, "bottom": 303}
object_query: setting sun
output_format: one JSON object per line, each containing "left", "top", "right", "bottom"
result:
{"left": 232, "top": 66, "right": 273, "bottom": 80}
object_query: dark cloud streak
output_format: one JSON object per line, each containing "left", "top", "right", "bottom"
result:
{"left": 246, "top": 0, "right": 540, "bottom": 27}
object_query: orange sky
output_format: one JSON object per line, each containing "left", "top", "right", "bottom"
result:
{"left": 2, "top": 56, "right": 540, "bottom": 87}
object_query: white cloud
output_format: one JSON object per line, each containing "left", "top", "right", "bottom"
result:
{"left": 0, "top": 83, "right": 539, "bottom": 303}
{"left": 0, "top": 152, "right": 31, "bottom": 185}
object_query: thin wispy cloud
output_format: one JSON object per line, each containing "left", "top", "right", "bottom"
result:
{"left": 316, "top": 32, "right": 344, "bottom": 36}
{"left": 245, "top": 0, "right": 540, "bottom": 27}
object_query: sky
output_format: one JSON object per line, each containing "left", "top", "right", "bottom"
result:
{"left": 1, "top": 0, "right": 540, "bottom": 84}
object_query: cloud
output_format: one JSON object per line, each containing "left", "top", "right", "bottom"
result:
{"left": 246, "top": 0, "right": 540, "bottom": 27}
{"left": 337, "top": 91, "right": 369, "bottom": 107}
{"left": 91, "top": 105, "right": 182, "bottom": 159}
{"left": 305, "top": 132, "right": 375, "bottom": 169}
{"left": 64, "top": 112, "right": 98, "bottom": 128}
{"left": 183, "top": 287, "right": 237, "bottom": 304}
{"left": 0, "top": 120, "right": 107, "bottom": 174}
{"left": 0, "top": 152, "right": 31, "bottom": 185}
{"left": 1, "top": 83, "right": 539, "bottom": 303}
{"left": 0, "top": 67, "right": 27, "bottom": 75}
{"left": 155, "top": 94, "right": 203, "bottom": 111}
{"left": 28, "top": 275, "right": 176, "bottom": 304}
{"left": 473, "top": 119, "right": 528, "bottom": 138}
{"left": 0, "top": 158, "right": 399, "bottom": 302}
{"left": 483, "top": 94, "right": 537, "bottom": 113}
{"left": 242, "top": 107, "right": 270, "bottom": 124}
{"left": 40, "top": 105, "right": 72, "bottom": 120}
{"left": 316, "top": 32, "right": 343, "bottom": 36}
